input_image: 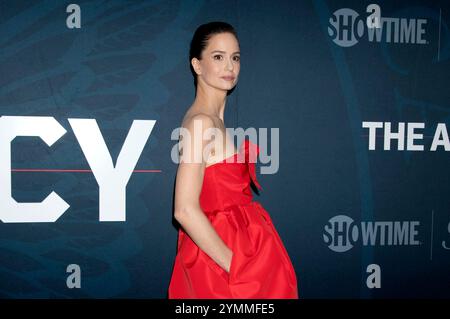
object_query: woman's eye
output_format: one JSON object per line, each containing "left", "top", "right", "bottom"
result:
{"left": 212, "top": 54, "right": 239, "bottom": 62}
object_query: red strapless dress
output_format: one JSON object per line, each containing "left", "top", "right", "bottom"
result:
{"left": 168, "top": 139, "right": 299, "bottom": 299}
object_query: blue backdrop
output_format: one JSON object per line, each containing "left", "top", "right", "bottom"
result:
{"left": 0, "top": 0, "right": 449, "bottom": 298}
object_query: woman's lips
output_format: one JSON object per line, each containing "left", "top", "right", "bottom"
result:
{"left": 221, "top": 76, "right": 235, "bottom": 81}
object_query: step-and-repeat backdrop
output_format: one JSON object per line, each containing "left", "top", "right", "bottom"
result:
{"left": 0, "top": 0, "right": 449, "bottom": 298}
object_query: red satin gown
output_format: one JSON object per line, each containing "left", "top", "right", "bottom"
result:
{"left": 168, "top": 139, "right": 299, "bottom": 298}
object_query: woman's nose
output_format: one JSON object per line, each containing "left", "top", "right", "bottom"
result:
{"left": 225, "top": 58, "right": 234, "bottom": 71}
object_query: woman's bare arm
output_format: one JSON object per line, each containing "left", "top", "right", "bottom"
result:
{"left": 174, "top": 113, "right": 232, "bottom": 273}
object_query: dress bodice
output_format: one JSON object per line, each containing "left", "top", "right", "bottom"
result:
{"left": 199, "top": 139, "right": 262, "bottom": 213}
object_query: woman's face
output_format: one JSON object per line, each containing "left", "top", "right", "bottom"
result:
{"left": 192, "top": 32, "right": 240, "bottom": 92}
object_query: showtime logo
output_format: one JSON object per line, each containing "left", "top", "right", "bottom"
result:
{"left": 323, "top": 215, "right": 420, "bottom": 252}
{"left": 328, "top": 4, "right": 428, "bottom": 47}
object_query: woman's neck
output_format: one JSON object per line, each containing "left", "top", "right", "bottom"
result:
{"left": 193, "top": 84, "right": 227, "bottom": 121}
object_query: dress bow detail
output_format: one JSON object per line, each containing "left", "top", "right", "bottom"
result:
{"left": 238, "top": 139, "right": 262, "bottom": 190}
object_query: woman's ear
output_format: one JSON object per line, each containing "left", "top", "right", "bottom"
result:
{"left": 191, "top": 57, "right": 202, "bottom": 76}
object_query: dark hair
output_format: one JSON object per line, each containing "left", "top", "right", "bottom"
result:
{"left": 189, "top": 21, "right": 238, "bottom": 89}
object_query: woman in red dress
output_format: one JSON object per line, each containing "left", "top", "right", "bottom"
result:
{"left": 168, "top": 21, "right": 299, "bottom": 299}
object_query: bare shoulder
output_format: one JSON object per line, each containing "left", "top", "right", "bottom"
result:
{"left": 181, "top": 112, "right": 217, "bottom": 130}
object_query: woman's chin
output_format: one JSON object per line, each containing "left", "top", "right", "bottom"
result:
{"left": 224, "top": 82, "right": 237, "bottom": 91}
{"left": 216, "top": 84, "right": 236, "bottom": 92}
{"left": 207, "top": 80, "right": 237, "bottom": 92}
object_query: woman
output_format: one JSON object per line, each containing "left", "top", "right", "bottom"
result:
{"left": 168, "top": 21, "right": 298, "bottom": 299}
